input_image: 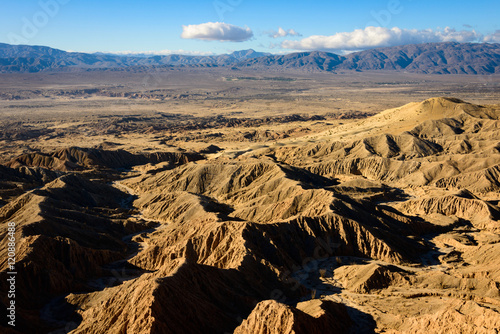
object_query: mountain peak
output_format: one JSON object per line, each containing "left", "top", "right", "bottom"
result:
{"left": 229, "top": 49, "right": 271, "bottom": 60}
{"left": 0, "top": 42, "right": 498, "bottom": 74}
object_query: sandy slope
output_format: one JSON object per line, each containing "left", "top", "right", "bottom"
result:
{"left": 1, "top": 97, "right": 500, "bottom": 333}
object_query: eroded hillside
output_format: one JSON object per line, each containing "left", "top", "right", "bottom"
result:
{"left": 1, "top": 97, "right": 500, "bottom": 333}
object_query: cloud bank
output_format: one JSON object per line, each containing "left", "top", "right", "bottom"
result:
{"left": 281, "top": 26, "right": 483, "bottom": 51}
{"left": 484, "top": 30, "right": 500, "bottom": 43}
{"left": 268, "top": 27, "right": 301, "bottom": 38}
{"left": 181, "top": 22, "right": 253, "bottom": 42}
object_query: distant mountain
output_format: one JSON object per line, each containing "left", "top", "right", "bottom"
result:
{"left": 0, "top": 42, "right": 499, "bottom": 74}
{"left": 0, "top": 44, "right": 69, "bottom": 58}
{"left": 235, "top": 43, "right": 500, "bottom": 75}
{"left": 228, "top": 49, "right": 271, "bottom": 61}
{"left": 0, "top": 43, "right": 138, "bottom": 72}
{"left": 0, "top": 44, "right": 272, "bottom": 72}
{"left": 95, "top": 49, "right": 270, "bottom": 62}
{"left": 235, "top": 51, "right": 345, "bottom": 71}
{"left": 339, "top": 42, "right": 500, "bottom": 74}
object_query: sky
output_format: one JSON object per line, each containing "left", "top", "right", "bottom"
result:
{"left": 1, "top": 0, "right": 499, "bottom": 55}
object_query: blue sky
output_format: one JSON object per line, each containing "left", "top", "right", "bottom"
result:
{"left": 1, "top": 0, "right": 499, "bottom": 55}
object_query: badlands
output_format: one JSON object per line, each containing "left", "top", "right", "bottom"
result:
{"left": 1, "top": 69, "right": 500, "bottom": 333}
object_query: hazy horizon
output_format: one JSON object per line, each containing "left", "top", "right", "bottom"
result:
{"left": 3, "top": 40, "right": 500, "bottom": 58}
{"left": 1, "top": 0, "right": 499, "bottom": 56}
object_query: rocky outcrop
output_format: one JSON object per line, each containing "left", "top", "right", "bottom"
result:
{"left": 397, "top": 300, "right": 500, "bottom": 333}
{"left": 260, "top": 98, "right": 500, "bottom": 194}
{"left": 0, "top": 165, "right": 60, "bottom": 203}
{"left": 0, "top": 174, "right": 151, "bottom": 333}
{"left": 334, "top": 263, "right": 409, "bottom": 293}
{"left": 2, "top": 97, "right": 500, "bottom": 333}
{"left": 396, "top": 190, "right": 500, "bottom": 229}
{"left": 5, "top": 147, "right": 203, "bottom": 172}
{"left": 435, "top": 164, "right": 500, "bottom": 193}
{"left": 67, "top": 260, "right": 285, "bottom": 334}
{"left": 234, "top": 299, "right": 352, "bottom": 334}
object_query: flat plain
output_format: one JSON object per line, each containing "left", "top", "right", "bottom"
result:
{"left": 1, "top": 68, "right": 500, "bottom": 333}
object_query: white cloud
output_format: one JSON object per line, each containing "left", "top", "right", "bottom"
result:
{"left": 484, "top": 30, "right": 500, "bottom": 43}
{"left": 268, "top": 27, "right": 301, "bottom": 38}
{"left": 181, "top": 22, "right": 253, "bottom": 42}
{"left": 281, "top": 26, "right": 483, "bottom": 51}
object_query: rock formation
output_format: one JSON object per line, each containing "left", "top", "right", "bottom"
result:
{"left": 1, "top": 97, "right": 500, "bottom": 333}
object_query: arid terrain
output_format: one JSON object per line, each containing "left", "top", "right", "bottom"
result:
{"left": 1, "top": 68, "right": 500, "bottom": 333}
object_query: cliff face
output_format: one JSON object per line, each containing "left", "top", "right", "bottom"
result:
{"left": 0, "top": 174, "right": 152, "bottom": 333}
{"left": 67, "top": 261, "right": 274, "bottom": 334}
{"left": 5, "top": 147, "right": 202, "bottom": 172}
{"left": 234, "top": 299, "right": 352, "bottom": 334}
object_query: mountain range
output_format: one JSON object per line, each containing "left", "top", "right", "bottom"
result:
{"left": 0, "top": 42, "right": 499, "bottom": 74}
